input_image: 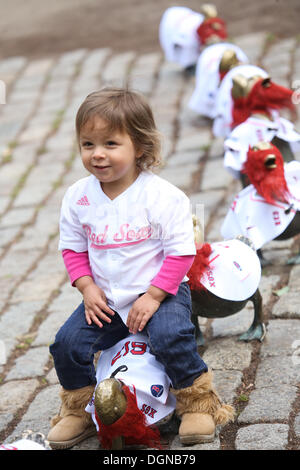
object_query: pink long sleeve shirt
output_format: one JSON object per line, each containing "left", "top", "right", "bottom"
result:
{"left": 62, "top": 249, "right": 195, "bottom": 296}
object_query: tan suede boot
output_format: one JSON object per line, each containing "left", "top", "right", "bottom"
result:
{"left": 171, "top": 370, "right": 235, "bottom": 445}
{"left": 47, "top": 385, "right": 96, "bottom": 449}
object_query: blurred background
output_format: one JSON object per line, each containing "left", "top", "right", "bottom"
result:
{"left": 0, "top": 0, "right": 299, "bottom": 60}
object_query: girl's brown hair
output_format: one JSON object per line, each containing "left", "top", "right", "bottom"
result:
{"left": 76, "top": 87, "right": 162, "bottom": 170}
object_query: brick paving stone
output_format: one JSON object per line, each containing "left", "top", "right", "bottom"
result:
{"left": 0, "top": 301, "right": 44, "bottom": 356}
{"left": 213, "top": 369, "right": 243, "bottom": 404}
{"left": 10, "top": 270, "right": 66, "bottom": 304}
{"left": 46, "top": 367, "right": 59, "bottom": 386}
{"left": 202, "top": 338, "right": 252, "bottom": 370}
{"left": 18, "top": 121, "right": 52, "bottom": 144}
{"left": 11, "top": 142, "right": 40, "bottom": 167}
{"left": 0, "top": 206, "right": 36, "bottom": 228}
{"left": 233, "top": 32, "right": 267, "bottom": 64}
{"left": 211, "top": 307, "right": 254, "bottom": 339}
{"left": 158, "top": 163, "right": 199, "bottom": 189}
{"left": 0, "top": 162, "right": 28, "bottom": 197}
{"left": 0, "top": 379, "right": 39, "bottom": 415}
{"left": 5, "top": 384, "right": 61, "bottom": 442}
{"left": 0, "top": 249, "right": 42, "bottom": 285}
{"left": 129, "top": 52, "right": 162, "bottom": 96}
{"left": 0, "top": 118, "right": 24, "bottom": 143}
{"left": 294, "top": 413, "right": 300, "bottom": 438}
{"left": 0, "top": 56, "right": 27, "bottom": 86}
{"left": 259, "top": 273, "right": 281, "bottom": 304}
{"left": 200, "top": 159, "right": 233, "bottom": 191}
{"left": 255, "top": 356, "right": 300, "bottom": 387}
{"left": 209, "top": 137, "right": 226, "bottom": 159}
{"left": 5, "top": 346, "right": 50, "bottom": 380}
{"left": 175, "top": 129, "right": 212, "bottom": 153}
{"left": 238, "top": 384, "right": 297, "bottom": 423}
{"left": 270, "top": 265, "right": 300, "bottom": 319}
{"left": 167, "top": 149, "right": 204, "bottom": 167}
{"left": 0, "top": 340, "right": 6, "bottom": 365}
{"left": 260, "top": 319, "right": 300, "bottom": 357}
{"left": 260, "top": 248, "right": 293, "bottom": 265}
{"left": 33, "top": 299, "right": 79, "bottom": 347}
{"left": 101, "top": 51, "right": 136, "bottom": 85}
{"left": 0, "top": 413, "right": 14, "bottom": 434}
{"left": 0, "top": 379, "right": 39, "bottom": 433}
{"left": 235, "top": 424, "right": 289, "bottom": 450}
{"left": 272, "top": 291, "right": 300, "bottom": 318}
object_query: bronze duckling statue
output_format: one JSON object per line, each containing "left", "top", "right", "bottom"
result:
{"left": 159, "top": 4, "right": 227, "bottom": 74}
{"left": 224, "top": 75, "right": 299, "bottom": 188}
{"left": 189, "top": 217, "right": 265, "bottom": 345}
{"left": 221, "top": 142, "right": 300, "bottom": 265}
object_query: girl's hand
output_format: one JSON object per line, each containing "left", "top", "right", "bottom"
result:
{"left": 126, "top": 286, "right": 167, "bottom": 334}
{"left": 75, "top": 276, "right": 115, "bottom": 328}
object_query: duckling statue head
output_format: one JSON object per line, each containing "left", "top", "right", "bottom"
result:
{"left": 242, "top": 142, "right": 290, "bottom": 205}
{"left": 224, "top": 142, "right": 300, "bottom": 266}
{"left": 231, "top": 75, "right": 296, "bottom": 128}
{"left": 219, "top": 49, "right": 241, "bottom": 78}
{"left": 197, "top": 4, "right": 227, "bottom": 45}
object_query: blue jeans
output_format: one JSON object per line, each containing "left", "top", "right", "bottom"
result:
{"left": 49, "top": 282, "right": 208, "bottom": 390}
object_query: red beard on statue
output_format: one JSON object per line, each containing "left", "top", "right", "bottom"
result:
{"left": 231, "top": 78, "right": 295, "bottom": 129}
{"left": 187, "top": 243, "right": 212, "bottom": 292}
{"left": 196, "top": 17, "right": 227, "bottom": 45}
{"left": 242, "top": 144, "right": 291, "bottom": 205}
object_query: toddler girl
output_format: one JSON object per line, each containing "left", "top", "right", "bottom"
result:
{"left": 48, "top": 87, "right": 234, "bottom": 449}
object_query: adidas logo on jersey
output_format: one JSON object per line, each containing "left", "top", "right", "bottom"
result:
{"left": 76, "top": 195, "right": 90, "bottom": 206}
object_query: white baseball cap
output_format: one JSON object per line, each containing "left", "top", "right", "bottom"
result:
{"left": 199, "top": 238, "right": 261, "bottom": 301}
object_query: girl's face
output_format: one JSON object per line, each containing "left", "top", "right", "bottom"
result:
{"left": 79, "top": 116, "right": 142, "bottom": 195}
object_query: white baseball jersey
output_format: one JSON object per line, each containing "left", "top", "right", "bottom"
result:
{"left": 85, "top": 333, "right": 176, "bottom": 428}
{"left": 221, "top": 161, "right": 300, "bottom": 249}
{"left": 59, "top": 170, "right": 196, "bottom": 323}
{"left": 159, "top": 6, "right": 204, "bottom": 67}
{"left": 212, "top": 64, "right": 269, "bottom": 138}
{"left": 189, "top": 43, "right": 248, "bottom": 118}
{"left": 224, "top": 115, "right": 300, "bottom": 178}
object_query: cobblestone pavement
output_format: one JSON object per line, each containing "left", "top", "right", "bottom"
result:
{"left": 0, "top": 31, "right": 300, "bottom": 451}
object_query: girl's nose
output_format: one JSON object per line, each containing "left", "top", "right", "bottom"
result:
{"left": 92, "top": 146, "right": 106, "bottom": 159}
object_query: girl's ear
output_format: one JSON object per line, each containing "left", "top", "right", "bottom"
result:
{"left": 135, "top": 147, "right": 144, "bottom": 159}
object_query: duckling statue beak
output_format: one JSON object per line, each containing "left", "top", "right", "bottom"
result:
{"left": 264, "top": 153, "right": 277, "bottom": 169}
{"left": 252, "top": 142, "right": 277, "bottom": 170}
{"left": 200, "top": 3, "right": 218, "bottom": 18}
{"left": 192, "top": 214, "right": 204, "bottom": 245}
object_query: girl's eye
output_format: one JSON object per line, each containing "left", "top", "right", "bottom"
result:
{"left": 82, "top": 141, "right": 93, "bottom": 147}
{"left": 106, "top": 140, "right": 118, "bottom": 147}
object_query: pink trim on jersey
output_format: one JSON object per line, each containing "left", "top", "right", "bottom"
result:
{"left": 62, "top": 249, "right": 92, "bottom": 286}
{"left": 62, "top": 250, "right": 195, "bottom": 295}
{"left": 90, "top": 232, "right": 151, "bottom": 250}
{"left": 151, "top": 255, "right": 195, "bottom": 295}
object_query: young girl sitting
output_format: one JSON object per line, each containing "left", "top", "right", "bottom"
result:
{"left": 48, "top": 87, "right": 234, "bottom": 449}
